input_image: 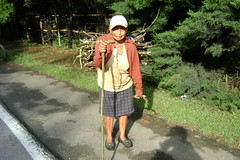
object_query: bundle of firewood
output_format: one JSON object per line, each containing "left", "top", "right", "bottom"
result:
{"left": 73, "top": 38, "right": 96, "bottom": 69}
{"left": 73, "top": 30, "right": 152, "bottom": 69}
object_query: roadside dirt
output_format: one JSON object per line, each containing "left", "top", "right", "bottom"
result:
{"left": 2, "top": 41, "right": 89, "bottom": 71}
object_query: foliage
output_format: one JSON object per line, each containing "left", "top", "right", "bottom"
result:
{"left": 97, "top": 0, "right": 202, "bottom": 32}
{"left": 215, "top": 88, "right": 240, "bottom": 113}
{"left": 147, "top": 0, "right": 240, "bottom": 111}
{"left": 0, "top": 0, "right": 14, "bottom": 23}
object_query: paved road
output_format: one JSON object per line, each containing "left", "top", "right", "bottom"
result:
{"left": 0, "top": 118, "right": 33, "bottom": 160}
{"left": 0, "top": 102, "right": 54, "bottom": 160}
{"left": 0, "top": 63, "right": 239, "bottom": 160}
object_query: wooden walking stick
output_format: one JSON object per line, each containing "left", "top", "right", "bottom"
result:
{"left": 98, "top": 40, "right": 115, "bottom": 160}
{"left": 100, "top": 50, "right": 105, "bottom": 160}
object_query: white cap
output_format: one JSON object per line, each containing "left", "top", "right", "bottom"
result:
{"left": 109, "top": 15, "right": 128, "bottom": 29}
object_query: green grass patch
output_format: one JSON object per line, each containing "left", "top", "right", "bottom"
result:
{"left": 151, "top": 89, "right": 240, "bottom": 146}
{"left": 9, "top": 51, "right": 98, "bottom": 91}
{"left": 6, "top": 48, "right": 240, "bottom": 148}
{"left": 10, "top": 52, "right": 45, "bottom": 66}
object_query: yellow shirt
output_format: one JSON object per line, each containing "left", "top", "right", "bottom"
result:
{"left": 98, "top": 45, "right": 133, "bottom": 92}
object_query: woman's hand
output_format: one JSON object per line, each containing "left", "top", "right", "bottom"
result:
{"left": 134, "top": 95, "right": 146, "bottom": 99}
{"left": 99, "top": 40, "right": 108, "bottom": 54}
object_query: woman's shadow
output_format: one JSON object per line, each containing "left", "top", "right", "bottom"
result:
{"left": 151, "top": 126, "right": 202, "bottom": 160}
{"left": 110, "top": 93, "right": 148, "bottom": 159}
{"left": 110, "top": 102, "right": 144, "bottom": 160}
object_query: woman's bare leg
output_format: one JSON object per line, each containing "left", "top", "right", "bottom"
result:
{"left": 119, "top": 115, "right": 128, "bottom": 140}
{"left": 104, "top": 116, "right": 114, "bottom": 142}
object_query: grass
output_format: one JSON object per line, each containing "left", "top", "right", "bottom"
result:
{"left": 151, "top": 89, "right": 240, "bottom": 146}
{"left": 5, "top": 46, "right": 240, "bottom": 148}
{"left": 8, "top": 51, "right": 98, "bottom": 91}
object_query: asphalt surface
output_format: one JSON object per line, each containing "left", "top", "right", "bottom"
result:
{"left": 0, "top": 102, "right": 54, "bottom": 160}
{"left": 0, "top": 63, "right": 239, "bottom": 160}
{"left": 0, "top": 118, "right": 33, "bottom": 160}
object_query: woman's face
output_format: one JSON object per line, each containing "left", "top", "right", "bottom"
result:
{"left": 109, "top": 26, "right": 127, "bottom": 43}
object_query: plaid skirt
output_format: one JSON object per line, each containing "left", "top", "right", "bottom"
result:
{"left": 98, "top": 86, "right": 134, "bottom": 117}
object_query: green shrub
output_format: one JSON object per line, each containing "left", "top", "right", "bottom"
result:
{"left": 145, "top": 0, "right": 240, "bottom": 112}
{"left": 213, "top": 88, "right": 240, "bottom": 112}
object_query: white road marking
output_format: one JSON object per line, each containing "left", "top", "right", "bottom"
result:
{"left": 0, "top": 102, "right": 55, "bottom": 160}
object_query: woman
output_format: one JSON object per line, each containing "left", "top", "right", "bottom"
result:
{"left": 94, "top": 15, "right": 143, "bottom": 150}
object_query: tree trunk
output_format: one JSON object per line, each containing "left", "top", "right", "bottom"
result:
{"left": 67, "top": 15, "right": 73, "bottom": 49}
{"left": 54, "top": 14, "right": 61, "bottom": 46}
{"left": 39, "top": 19, "right": 44, "bottom": 44}
{"left": 46, "top": 17, "right": 52, "bottom": 46}
{"left": 104, "top": 14, "right": 108, "bottom": 32}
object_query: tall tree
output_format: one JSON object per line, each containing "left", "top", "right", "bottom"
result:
{"left": 97, "top": 0, "right": 202, "bottom": 33}
{"left": 149, "top": 0, "right": 240, "bottom": 110}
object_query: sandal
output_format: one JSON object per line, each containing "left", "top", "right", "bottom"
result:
{"left": 119, "top": 138, "right": 133, "bottom": 148}
{"left": 105, "top": 141, "right": 115, "bottom": 150}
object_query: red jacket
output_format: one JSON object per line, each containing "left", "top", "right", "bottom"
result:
{"left": 94, "top": 33, "right": 143, "bottom": 95}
